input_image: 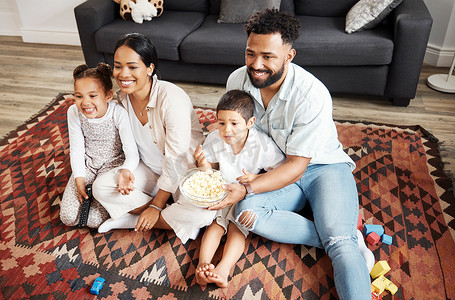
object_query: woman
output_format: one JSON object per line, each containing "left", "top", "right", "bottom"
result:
{"left": 94, "top": 33, "right": 217, "bottom": 243}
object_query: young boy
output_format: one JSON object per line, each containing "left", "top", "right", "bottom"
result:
{"left": 193, "top": 89, "right": 285, "bottom": 287}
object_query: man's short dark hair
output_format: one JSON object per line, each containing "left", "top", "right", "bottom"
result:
{"left": 245, "top": 8, "right": 301, "bottom": 45}
{"left": 216, "top": 90, "right": 255, "bottom": 122}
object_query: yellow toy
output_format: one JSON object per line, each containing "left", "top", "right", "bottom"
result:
{"left": 370, "top": 261, "right": 398, "bottom": 296}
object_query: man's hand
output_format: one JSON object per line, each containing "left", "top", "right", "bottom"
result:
{"left": 194, "top": 145, "right": 211, "bottom": 171}
{"left": 135, "top": 207, "right": 160, "bottom": 233}
{"left": 75, "top": 177, "right": 88, "bottom": 204}
{"left": 207, "top": 182, "right": 246, "bottom": 210}
{"left": 118, "top": 169, "right": 135, "bottom": 195}
{"left": 236, "top": 168, "right": 261, "bottom": 184}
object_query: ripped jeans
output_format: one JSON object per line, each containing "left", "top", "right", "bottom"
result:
{"left": 234, "top": 163, "right": 371, "bottom": 300}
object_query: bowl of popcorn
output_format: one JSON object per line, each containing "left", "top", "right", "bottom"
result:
{"left": 179, "top": 168, "right": 228, "bottom": 207}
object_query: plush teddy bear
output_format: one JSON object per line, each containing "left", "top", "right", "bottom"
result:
{"left": 113, "top": 0, "right": 163, "bottom": 21}
{"left": 130, "top": 0, "right": 157, "bottom": 23}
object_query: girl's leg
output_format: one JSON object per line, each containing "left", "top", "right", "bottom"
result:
{"left": 235, "top": 183, "right": 323, "bottom": 248}
{"left": 196, "top": 222, "right": 224, "bottom": 286}
{"left": 205, "top": 223, "right": 246, "bottom": 288}
{"left": 60, "top": 173, "right": 81, "bottom": 226}
{"left": 302, "top": 163, "right": 370, "bottom": 300}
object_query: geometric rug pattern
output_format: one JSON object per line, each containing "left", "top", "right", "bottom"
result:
{"left": 1, "top": 94, "right": 454, "bottom": 299}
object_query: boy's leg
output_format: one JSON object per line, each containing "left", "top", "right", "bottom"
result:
{"left": 302, "top": 163, "right": 371, "bottom": 300}
{"left": 205, "top": 222, "right": 246, "bottom": 288}
{"left": 196, "top": 221, "right": 224, "bottom": 285}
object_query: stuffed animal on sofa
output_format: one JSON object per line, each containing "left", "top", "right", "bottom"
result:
{"left": 113, "top": 0, "right": 163, "bottom": 21}
{"left": 130, "top": 0, "right": 157, "bottom": 23}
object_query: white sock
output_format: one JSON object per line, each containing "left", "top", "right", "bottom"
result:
{"left": 98, "top": 214, "right": 139, "bottom": 233}
{"left": 357, "top": 229, "right": 375, "bottom": 273}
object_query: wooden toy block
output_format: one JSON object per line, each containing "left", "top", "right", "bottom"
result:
{"left": 371, "top": 276, "right": 387, "bottom": 294}
{"left": 363, "top": 224, "right": 384, "bottom": 236}
{"left": 371, "top": 291, "right": 381, "bottom": 300}
{"left": 370, "top": 261, "right": 391, "bottom": 279}
{"left": 385, "top": 280, "right": 398, "bottom": 295}
{"left": 357, "top": 213, "right": 363, "bottom": 231}
{"left": 382, "top": 234, "right": 393, "bottom": 245}
{"left": 366, "top": 232, "right": 381, "bottom": 245}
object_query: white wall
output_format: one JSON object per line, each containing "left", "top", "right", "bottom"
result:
{"left": 424, "top": 0, "right": 455, "bottom": 67}
{"left": 1, "top": 0, "right": 454, "bottom": 66}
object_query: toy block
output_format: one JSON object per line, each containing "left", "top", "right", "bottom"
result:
{"left": 385, "top": 280, "right": 398, "bottom": 295}
{"left": 370, "top": 261, "right": 391, "bottom": 279}
{"left": 371, "top": 291, "right": 381, "bottom": 300}
{"left": 363, "top": 224, "right": 384, "bottom": 237}
{"left": 381, "top": 234, "right": 393, "bottom": 245}
{"left": 366, "top": 232, "right": 381, "bottom": 245}
{"left": 357, "top": 213, "right": 363, "bottom": 231}
{"left": 371, "top": 276, "right": 387, "bottom": 294}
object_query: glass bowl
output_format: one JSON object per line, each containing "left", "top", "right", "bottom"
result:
{"left": 179, "top": 168, "right": 228, "bottom": 208}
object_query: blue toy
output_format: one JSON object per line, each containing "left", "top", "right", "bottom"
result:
{"left": 90, "top": 277, "right": 105, "bottom": 295}
{"left": 363, "top": 224, "right": 384, "bottom": 237}
{"left": 382, "top": 234, "right": 393, "bottom": 245}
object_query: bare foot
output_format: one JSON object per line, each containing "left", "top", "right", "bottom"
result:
{"left": 195, "top": 263, "right": 215, "bottom": 286}
{"left": 205, "top": 266, "right": 230, "bottom": 288}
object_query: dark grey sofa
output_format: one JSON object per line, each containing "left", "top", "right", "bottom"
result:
{"left": 75, "top": 0, "right": 432, "bottom": 106}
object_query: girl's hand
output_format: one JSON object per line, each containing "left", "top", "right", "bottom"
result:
{"left": 194, "top": 145, "right": 211, "bottom": 171}
{"left": 135, "top": 207, "right": 160, "bottom": 233}
{"left": 236, "top": 168, "right": 261, "bottom": 184}
{"left": 75, "top": 177, "right": 88, "bottom": 204}
{"left": 118, "top": 169, "right": 135, "bottom": 195}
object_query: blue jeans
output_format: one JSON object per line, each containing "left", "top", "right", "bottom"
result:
{"left": 234, "top": 163, "right": 370, "bottom": 300}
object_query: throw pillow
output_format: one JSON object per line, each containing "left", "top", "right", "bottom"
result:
{"left": 345, "top": 0, "right": 403, "bottom": 34}
{"left": 218, "top": 0, "right": 281, "bottom": 24}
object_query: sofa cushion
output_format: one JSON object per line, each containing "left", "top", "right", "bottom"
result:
{"left": 293, "top": 16, "right": 394, "bottom": 66}
{"left": 210, "top": 0, "right": 295, "bottom": 15}
{"left": 294, "top": 0, "right": 358, "bottom": 17}
{"left": 180, "top": 15, "right": 247, "bottom": 65}
{"left": 95, "top": 11, "right": 206, "bottom": 61}
{"left": 164, "top": 0, "right": 209, "bottom": 12}
{"left": 345, "top": 0, "right": 403, "bottom": 33}
{"left": 217, "top": 0, "right": 281, "bottom": 23}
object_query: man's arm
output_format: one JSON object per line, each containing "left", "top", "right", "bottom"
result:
{"left": 208, "top": 154, "right": 310, "bottom": 210}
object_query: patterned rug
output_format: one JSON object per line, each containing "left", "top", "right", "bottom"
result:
{"left": 1, "top": 93, "right": 454, "bottom": 300}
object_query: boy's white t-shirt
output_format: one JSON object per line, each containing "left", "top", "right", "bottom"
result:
{"left": 202, "top": 127, "right": 285, "bottom": 183}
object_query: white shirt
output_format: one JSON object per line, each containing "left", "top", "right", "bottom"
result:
{"left": 127, "top": 99, "right": 164, "bottom": 175}
{"left": 227, "top": 63, "right": 355, "bottom": 171}
{"left": 67, "top": 101, "right": 139, "bottom": 178}
{"left": 202, "top": 127, "right": 285, "bottom": 183}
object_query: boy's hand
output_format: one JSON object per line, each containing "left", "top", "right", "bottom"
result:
{"left": 118, "top": 169, "right": 135, "bottom": 195}
{"left": 75, "top": 177, "right": 88, "bottom": 204}
{"left": 194, "top": 145, "right": 211, "bottom": 171}
{"left": 236, "top": 168, "right": 261, "bottom": 184}
{"left": 135, "top": 207, "right": 159, "bottom": 232}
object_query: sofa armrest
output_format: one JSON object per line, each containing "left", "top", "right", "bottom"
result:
{"left": 75, "top": 0, "right": 117, "bottom": 67}
{"left": 385, "top": 0, "right": 432, "bottom": 104}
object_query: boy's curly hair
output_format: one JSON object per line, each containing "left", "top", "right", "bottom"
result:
{"left": 245, "top": 8, "right": 301, "bottom": 46}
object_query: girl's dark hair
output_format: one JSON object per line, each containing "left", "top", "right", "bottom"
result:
{"left": 73, "top": 63, "right": 113, "bottom": 93}
{"left": 216, "top": 90, "right": 255, "bottom": 122}
{"left": 114, "top": 33, "right": 159, "bottom": 76}
{"left": 245, "top": 8, "right": 301, "bottom": 46}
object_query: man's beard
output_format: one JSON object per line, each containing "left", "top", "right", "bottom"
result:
{"left": 247, "top": 62, "right": 285, "bottom": 89}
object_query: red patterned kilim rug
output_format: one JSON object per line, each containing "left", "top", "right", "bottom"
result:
{"left": 1, "top": 94, "right": 454, "bottom": 300}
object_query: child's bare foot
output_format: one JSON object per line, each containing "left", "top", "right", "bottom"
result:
{"left": 204, "top": 266, "right": 230, "bottom": 288}
{"left": 195, "top": 263, "right": 215, "bottom": 286}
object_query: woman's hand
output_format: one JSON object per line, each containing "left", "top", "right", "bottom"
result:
{"left": 135, "top": 207, "right": 160, "bottom": 233}
{"left": 236, "top": 168, "right": 261, "bottom": 184}
{"left": 194, "top": 145, "right": 211, "bottom": 171}
{"left": 207, "top": 182, "right": 246, "bottom": 210}
{"left": 75, "top": 177, "right": 87, "bottom": 204}
{"left": 118, "top": 169, "right": 135, "bottom": 195}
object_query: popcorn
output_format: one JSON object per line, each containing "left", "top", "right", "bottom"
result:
{"left": 182, "top": 169, "right": 226, "bottom": 203}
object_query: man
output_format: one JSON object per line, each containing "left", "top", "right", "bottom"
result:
{"left": 208, "top": 9, "right": 372, "bottom": 299}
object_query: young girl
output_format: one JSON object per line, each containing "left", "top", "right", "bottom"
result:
{"left": 60, "top": 63, "right": 139, "bottom": 228}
